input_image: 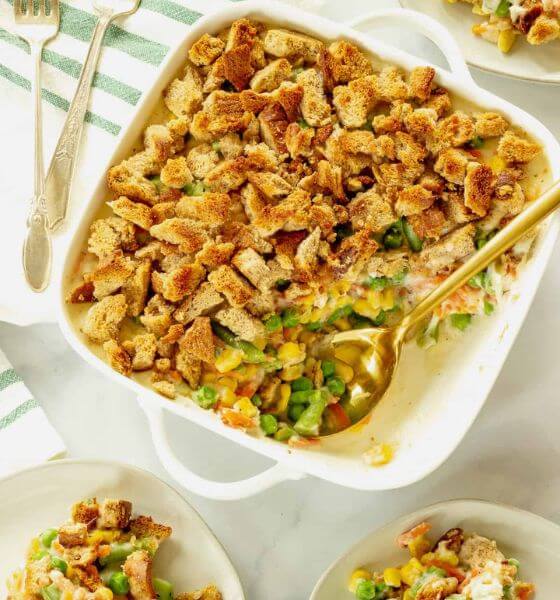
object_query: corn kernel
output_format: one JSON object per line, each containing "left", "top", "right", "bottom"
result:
{"left": 363, "top": 442, "right": 394, "bottom": 467}
{"left": 281, "top": 363, "right": 305, "bottom": 381}
{"left": 96, "top": 588, "right": 113, "bottom": 600}
{"left": 215, "top": 348, "right": 244, "bottom": 373}
{"left": 408, "top": 535, "right": 431, "bottom": 559}
{"left": 334, "top": 361, "right": 354, "bottom": 384}
{"left": 201, "top": 372, "right": 216, "bottom": 385}
{"left": 472, "top": 24, "right": 484, "bottom": 35}
{"left": 381, "top": 288, "right": 394, "bottom": 310}
{"left": 217, "top": 376, "right": 238, "bottom": 391}
{"left": 348, "top": 569, "right": 372, "bottom": 593}
{"left": 420, "top": 551, "right": 436, "bottom": 565}
{"left": 403, "top": 590, "right": 414, "bottom": 600}
{"left": 278, "top": 383, "right": 291, "bottom": 413}
{"left": 253, "top": 336, "right": 267, "bottom": 351}
{"left": 472, "top": 5, "right": 485, "bottom": 14}
{"left": 243, "top": 365, "right": 259, "bottom": 381}
{"left": 354, "top": 299, "right": 381, "bottom": 321}
{"left": 367, "top": 289, "right": 383, "bottom": 309}
{"left": 334, "top": 317, "right": 351, "bottom": 331}
{"left": 334, "top": 343, "right": 362, "bottom": 365}
{"left": 221, "top": 388, "right": 237, "bottom": 408}
{"left": 435, "top": 547, "right": 459, "bottom": 566}
{"left": 400, "top": 558, "right": 425, "bottom": 586}
{"left": 498, "top": 29, "right": 516, "bottom": 53}
{"left": 234, "top": 397, "right": 258, "bottom": 418}
{"left": 489, "top": 155, "right": 507, "bottom": 174}
{"left": 278, "top": 342, "right": 305, "bottom": 365}
{"left": 383, "top": 567, "right": 402, "bottom": 588}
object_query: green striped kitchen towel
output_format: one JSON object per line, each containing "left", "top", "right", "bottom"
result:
{"left": 0, "top": 0, "right": 323, "bottom": 326}
{"left": 0, "top": 349, "right": 66, "bottom": 476}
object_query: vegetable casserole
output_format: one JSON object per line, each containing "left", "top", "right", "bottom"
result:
{"left": 448, "top": 0, "right": 560, "bottom": 52}
{"left": 66, "top": 18, "right": 545, "bottom": 446}
{"left": 348, "top": 521, "right": 534, "bottom": 599}
{"left": 6, "top": 498, "right": 220, "bottom": 600}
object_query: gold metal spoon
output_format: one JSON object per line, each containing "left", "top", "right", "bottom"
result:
{"left": 325, "top": 179, "right": 560, "bottom": 433}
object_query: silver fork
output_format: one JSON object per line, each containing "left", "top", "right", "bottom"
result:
{"left": 44, "top": 0, "right": 140, "bottom": 231}
{"left": 14, "top": 0, "right": 60, "bottom": 292}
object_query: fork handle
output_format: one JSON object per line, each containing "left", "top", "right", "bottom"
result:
{"left": 23, "top": 43, "right": 51, "bottom": 292}
{"left": 44, "top": 13, "right": 112, "bottom": 231}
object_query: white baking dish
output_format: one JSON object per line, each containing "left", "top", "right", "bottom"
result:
{"left": 310, "top": 499, "right": 560, "bottom": 599}
{"left": 58, "top": 1, "right": 560, "bottom": 500}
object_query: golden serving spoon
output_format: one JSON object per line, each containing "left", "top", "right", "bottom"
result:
{"left": 324, "top": 179, "right": 560, "bottom": 433}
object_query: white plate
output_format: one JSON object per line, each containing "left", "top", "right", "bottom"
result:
{"left": 311, "top": 499, "right": 560, "bottom": 599}
{"left": 400, "top": 0, "right": 560, "bottom": 83}
{"left": 0, "top": 460, "right": 245, "bottom": 599}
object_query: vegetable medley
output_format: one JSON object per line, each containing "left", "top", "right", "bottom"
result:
{"left": 449, "top": 0, "right": 560, "bottom": 52}
{"left": 349, "top": 521, "right": 534, "bottom": 599}
{"left": 68, "top": 18, "right": 543, "bottom": 446}
{"left": 6, "top": 498, "right": 220, "bottom": 600}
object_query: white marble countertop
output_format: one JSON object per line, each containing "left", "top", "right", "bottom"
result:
{"left": 2, "top": 2, "right": 560, "bottom": 599}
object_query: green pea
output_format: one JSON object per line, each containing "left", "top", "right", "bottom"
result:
{"left": 291, "top": 377, "right": 313, "bottom": 392}
{"left": 383, "top": 222, "right": 404, "bottom": 250}
{"left": 211, "top": 141, "right": 221, "bottom": 153}
{"left": 183, "top": 181, "right": 205, "bottom": 196}
{"left": 153, "top": 578, "right": 173, "bottom": 600}
{"left": 264, "top": 314, "right": 283, "bottom": 332}
{"left": 289, "top": 389, "right": 316, "bottom": 404}
{"left": 195, "top": 385, "right": 217, "bottom": 409}
{"left": 306, "top": 321, "right": 323, "bottom": 332}
{"left": 450, "top": 313, "right": 472, "bottom": 331}
{"left": 251, "top": 394, "right": 262, "bottom": 407}
{"left": 469, "top": 135, "right": 485, "bottom": 148}
{"left": 354, "top": 579, "right": 376, "bottom": 600}
{"left": 50, "top": 556, "right": 68, "bottom": 575}
{"left": 260, "top": 414, "right": 278, "bottom": 436}
{"left": 275, "top": 278, "right": 291, "bottom": 291}
{"left": 321, "top": 360, "right": 336, "bottom": 378}
{"left": 32, "top": 549, "right": 49, "bottom": 561}
{"left": 365, "top": 276, "right": 390, "bottom": 291}
{"left": 108, "top": 572, "right": 130, "bottom": 595}
{"left": 40, "top": 529, "right": 58, "bottom": 548}
{"left": 281, "top": 308, "right": 300, "bottom": 328}
{"left": 274, "top": 425, "right": 296, "bottom": 441}
{"left": 327, "top": 376, "right": 345, "bottom": 397}
{"left": 297, "top": 118, "right": 311, "bottom": 129}
{"left": 495, "top": 0, "right": 511, "bottom": 17}
{"left": 288, "top": 404, "right": 306, "bottom": 422}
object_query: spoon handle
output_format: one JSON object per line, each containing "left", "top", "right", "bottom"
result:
{"left": 44, "top": 12, "right": 112, "bottom": 231}
{"left": 400, "top": 179, "right": 560, "bottom": 334}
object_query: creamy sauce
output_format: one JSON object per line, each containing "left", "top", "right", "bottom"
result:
{"left": 509, "top": 0, "right": 528, "bottom": 23}
{"left": 463, "top": 562, "right": 505, "bottom": 600}
{"left": 482, "top": 0, "right": 501, "bottom": 14}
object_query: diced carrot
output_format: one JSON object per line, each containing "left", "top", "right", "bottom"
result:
{"left": 397, "top": 522, "right": 432, "bottom": 548}
{"left": 517, "top": 583, "right": 535, "bottom": 600}
{"left": 325, "top": 403, "right": 351, "bottom": 432}
{"left": 288, "top": 436, "right": 320, "bottom": 448}
{"left": 221, "top": 410, "right": 255, "bottom": 430}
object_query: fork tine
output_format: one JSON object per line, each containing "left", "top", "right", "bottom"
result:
{"left": 38, "top": 0, "right": 46, "bottom": 15}
{"left": 13, "top": 0, "right": 25, "bottom": 16}
{"left": 49, "top": 0, "right": 59, "bottom": 20}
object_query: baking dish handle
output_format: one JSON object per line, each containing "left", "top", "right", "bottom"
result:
{"left": 138, "top": 397, "right": 306, "bottom": 501}
{"left": 345, "top": 8, "right": 474, "bottom": 85}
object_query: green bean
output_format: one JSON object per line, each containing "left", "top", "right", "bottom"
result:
{"left": 402, "top": 218, "right": 423, "bottom": 252}
{"left": 153, "top": 578, "right": 173, "bottom": 600}
{"left": 50, "top": 556, "right": 67, "bottom": 575}
{"left": 40, "top": 584, "right": 61, "bottom": 600}
{"left": 495, "top": 0, "right": 511, "bottom": 17}
{"left": 98, "top": 542, "right": 135, "bottom": 566}
{"left": 211, "top": 322, "right": 265, "bottom": 363}
{"left": 293, "top": 391, "right": 327, "bottom": 436}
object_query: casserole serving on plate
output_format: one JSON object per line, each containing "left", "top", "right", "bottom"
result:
{"left": 0, "top": 460, "right": 244, "bottom": 599}
{"left": 310, "top": 499, "right": 560, "bottom": 599}
{"left": 58, "top": 1, "right": 560, "bottom": 499}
